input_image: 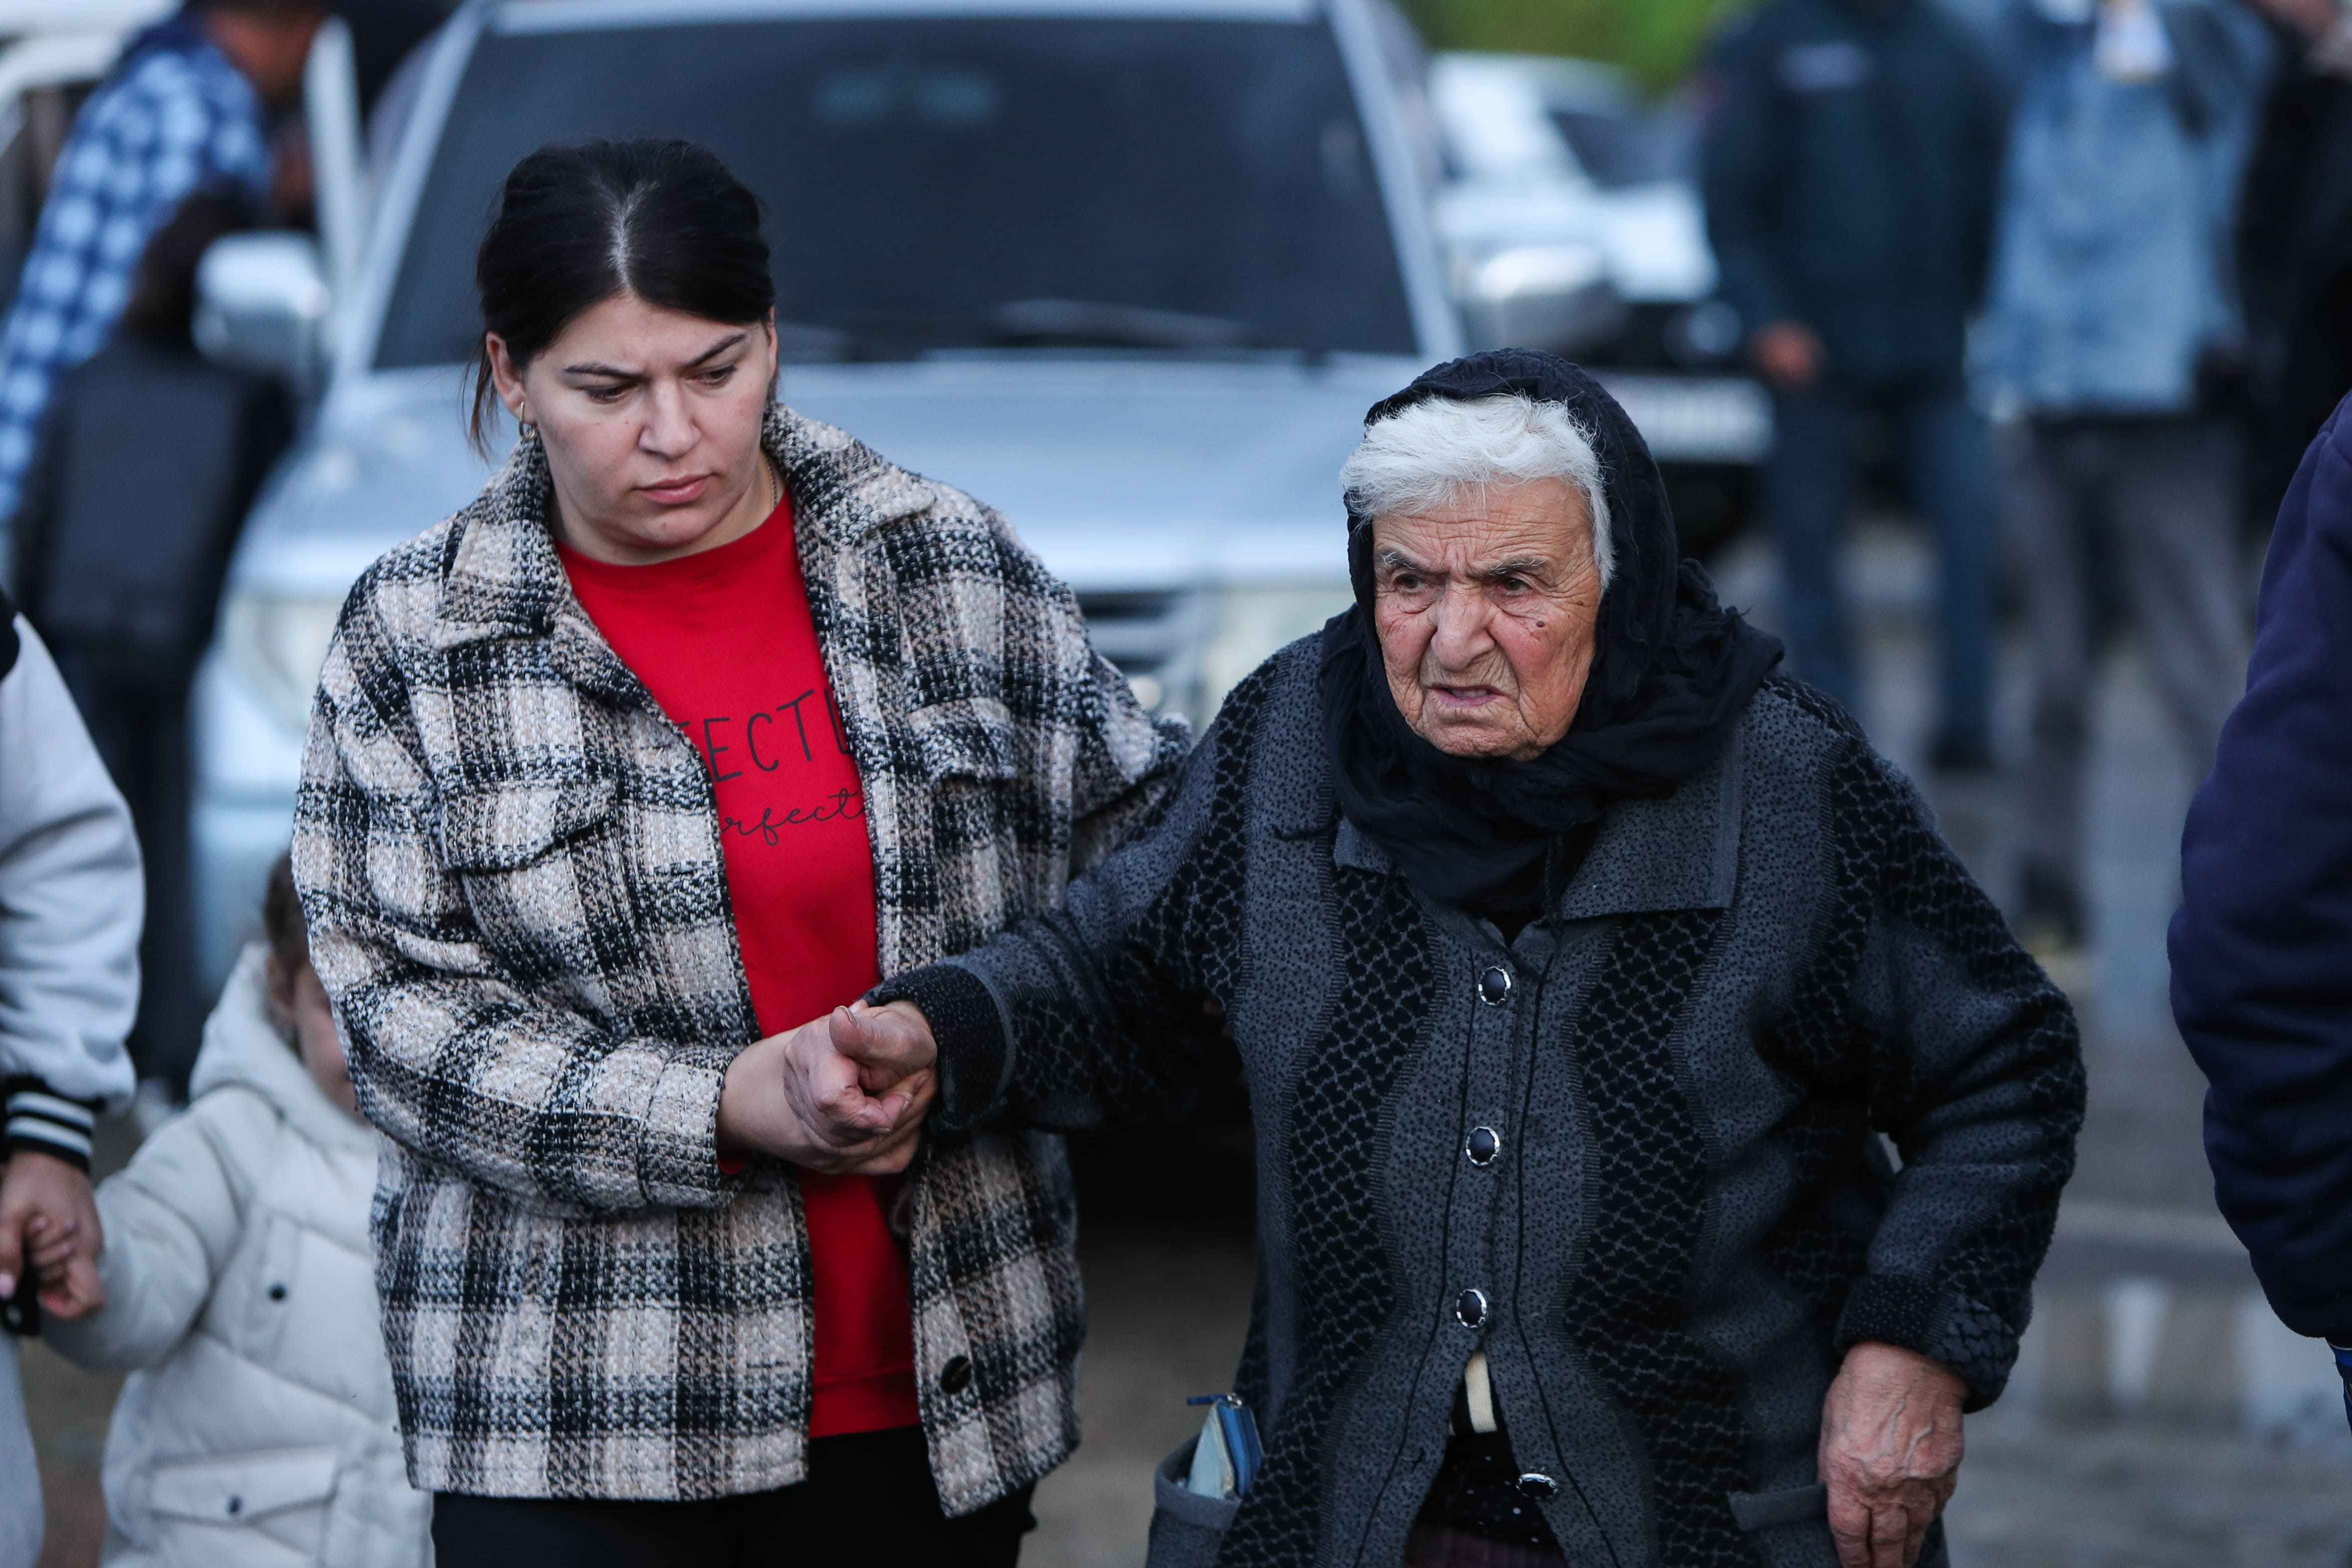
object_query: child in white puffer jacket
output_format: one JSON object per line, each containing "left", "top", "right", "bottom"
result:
{"left": 41, "top": 855, "right": 430, "bottom": 1568}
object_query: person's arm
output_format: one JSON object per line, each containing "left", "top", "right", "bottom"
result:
{"left": 0, "top": 612, "right": 138, "bottom": 1317}
{"left": 1698, "top": 22, "right": 1803, "bottom": 354}
{"left": 1952, "top": 17, "right": 2010, "bottom": 316}
{"left": 1824, "top": 736, "right": 2084, "bottom": 1401}
{"left": 2172, "top": 405, "right": 2352, "bottom": 1340}
{"left": 1790, "top": 729, "right": 2083, "bottom": 1567}
{"left": 294, "top": 582, "right": 897, "bottom": 1214}
{"left": 864, "top": 663, "right": 1267, "bottom": 1136}
{"left": 41, "top": 1094, "right": 257, "bottom": 1372}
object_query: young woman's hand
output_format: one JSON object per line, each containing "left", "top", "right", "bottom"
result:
{"left": 716, "top": 1003, "right": 939, "bottom": 1174}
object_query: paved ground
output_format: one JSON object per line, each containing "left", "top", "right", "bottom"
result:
{"left": 25, "top": 516, "right": 2352, "bottom": 1566}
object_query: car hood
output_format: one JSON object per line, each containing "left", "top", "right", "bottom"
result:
{"left": 229, "top": 355, "right": 1425, "bottom": 598}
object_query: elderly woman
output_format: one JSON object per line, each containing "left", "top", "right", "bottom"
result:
{"left": 793, "top": 351, "right": 2085, "bottom": 1568}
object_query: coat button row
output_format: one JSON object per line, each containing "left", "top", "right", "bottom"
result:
{"left": 1465, "top": 1126, "right": 1501, "bottom": 1166}
{"left": 939, "top": 1354, "right": 974, "bottom": 1395}
{"left": 1454, "top": 1288, "right": 1489, "bottom": 1329}
{"left": 1478, "top": 966, "right": 1513, "bottom": 1006}
{"left": 1517, "top": 1472, "right": 1559, "bottom": 1500}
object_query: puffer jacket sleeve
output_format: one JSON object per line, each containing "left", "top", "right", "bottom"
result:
{"left": 1804, "top": 728, "right": 2085, "bottom": 1409}
{"left": 293, "top": 581, "right": 737, "bottom": 1215}
{"left": 875, "top": 661, "right": 1268, "bottom": 1134}
{"left": 42, "top": 1091, "right": 267, "bottom": 1372}
{"left": 0, "top": 613, "right": 139, "bottom": 1132}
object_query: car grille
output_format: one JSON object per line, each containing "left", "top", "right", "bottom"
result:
{"left": 1077, "top": 588, "right": 1208, "bottom": 719}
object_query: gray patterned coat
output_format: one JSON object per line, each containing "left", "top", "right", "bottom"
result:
{"left": 291, "top": 405, "right": 1185, "bottom": 1508}
{"left": 880, "top": 643, "right": 2086, "bottom": 1568}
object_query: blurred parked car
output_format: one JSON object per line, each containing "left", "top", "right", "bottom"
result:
{"left": 1428, "top": 50, "right": 1769, "bottom": 555}
{"left": 188, "top": 0, "right": 1498, "bottom": 986}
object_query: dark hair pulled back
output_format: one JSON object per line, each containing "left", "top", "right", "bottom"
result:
{"left": 467, "top": 138, "right": 774, "bottom": 454}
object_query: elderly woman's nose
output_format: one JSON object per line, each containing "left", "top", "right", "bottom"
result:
{"left": 1427, "top": 584, "right": 1497, "bottom": 663}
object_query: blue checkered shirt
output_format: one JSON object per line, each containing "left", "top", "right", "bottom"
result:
{"left": 0, "top": 19, "right": 269, "bottom": 531}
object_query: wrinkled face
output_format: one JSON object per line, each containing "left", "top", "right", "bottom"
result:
{"left": 488, "top": 294, "right": 778, "bottom": 566}
{"left": 1370, "top": 478, "right": 1605, "bottom": 760}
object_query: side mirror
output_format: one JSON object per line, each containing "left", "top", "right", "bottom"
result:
{"left": 194, "top": 233, "right": 332, "bottom": 391}
{"left": 1458, "top": 243, "right": 1626, "bottom": 358}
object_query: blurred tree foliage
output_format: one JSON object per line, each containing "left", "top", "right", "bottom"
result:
{"left": 1394, "top": 0, "right": 1750, "bottom": 92}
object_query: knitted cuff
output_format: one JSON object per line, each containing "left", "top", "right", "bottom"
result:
{"left": 3, "top": 1077, "right": 98, "bottom": 1172}
{"left": 867, "top": 964, "right": 1009, "bottom": 1134}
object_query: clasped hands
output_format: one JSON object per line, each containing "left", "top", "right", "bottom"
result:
{"left": 716, "top": 1000, "right": 942, "bottom": 1174}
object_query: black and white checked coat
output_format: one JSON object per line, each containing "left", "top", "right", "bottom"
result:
{"left": 291, "top": 405, "right": 1186, "bottom": 1507}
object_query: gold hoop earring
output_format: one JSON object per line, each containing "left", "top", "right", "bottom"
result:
{"left": 518, "top": 419, "right": 537, "bottom": 442}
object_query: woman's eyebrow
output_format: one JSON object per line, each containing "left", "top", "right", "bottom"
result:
{"left": 562, "top": 333, "right": 747, "bottom": 380}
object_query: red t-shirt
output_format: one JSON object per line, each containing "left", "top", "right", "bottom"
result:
{"left": 561, "top": 495, "right": 920, "bottom": 1439}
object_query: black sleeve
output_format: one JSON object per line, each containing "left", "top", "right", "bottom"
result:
{"left": 871, "top": 664, "right": 1274, "bottom": 1134}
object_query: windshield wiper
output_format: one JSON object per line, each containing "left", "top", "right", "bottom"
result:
{"left": 985, "top": 298, "right": 1260, "bottom": 351}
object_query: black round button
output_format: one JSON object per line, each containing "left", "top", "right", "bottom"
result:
{"left": 267, "top": 1284, "right": 287, "bottom": 1302}
{"left": 1478, "top": 966, "right": 1513, "bottom": 1006}
{"left": 226, "top": 1496, "right": 243, "bottom": 1517}
{"left": 938, "top": 1354, "right": 974, "bottom": 1396}
{"left": 1465, "top": 1126, "right": 1501, "bottom": 1166}
{"left": 1454, "top": 1288, "right": 1489, "bottom": 1329}
{"left": 1516, "top": 1472, "right": 1559, "bottom": 1500}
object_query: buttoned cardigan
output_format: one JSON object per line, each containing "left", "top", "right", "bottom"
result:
{"left": 292, "top": 404, "right": 1186, "bottom": 1509}
{"left": 884, "top": 640, "right": 2086, "bottom": 1568}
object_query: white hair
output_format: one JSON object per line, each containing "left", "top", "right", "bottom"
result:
{"left": 1339, "top": 392, "right": 1614, "bottom": 587}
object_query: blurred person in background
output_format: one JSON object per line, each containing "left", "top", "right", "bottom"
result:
{"left": 2239, "top": 0, "right": 2352, "bottom": 526}
{"left": 1700, "top": 0, "right": 2007, "bottom": 768}
{"left": 36, "top": 855, "right": 431, "bottom": 1568}
{"left": 0, "top": 0, "right": 325, "bottom": 557}
{"left": 13, "top": 193, "right": 293, "bottom": 1094}
{"left": 1988, "top": 0, "right": 2273, "bottom": 958}
{"left": 2171, "top": 397, "right": 2352, "bottom": 1429}
{"left": 0, "top": 590, "right": 141, "bottom": 1568}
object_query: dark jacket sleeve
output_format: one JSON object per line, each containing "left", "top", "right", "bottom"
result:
{"left": 2172, "top": 400, "right": 2352, "bottom": 1340}
{"left": 873, "top": 667, "right": 1263, "bottom": 1134}
{"left": 1782, "top": 708, "right": 2084, "bottom": 1408}
{"left": 1952, "top": 18, "right": 2009, "bottom": 314}
{"left": 1699, "top": 19, "right": 1800, "bottom": 338}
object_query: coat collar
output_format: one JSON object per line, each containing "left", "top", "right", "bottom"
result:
{"left": 430, "top": 402, "right": 932, "bottom": 652}
{"left": 1333, "top": 723, "right": 1743, "bottom": 919}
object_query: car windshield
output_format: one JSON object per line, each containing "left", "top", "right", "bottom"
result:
{"left": 1549, "top": 106, "right": 1690, "bottom": 190}
{"left": 375, "top": 12, "right": 1419, "bottom": 367}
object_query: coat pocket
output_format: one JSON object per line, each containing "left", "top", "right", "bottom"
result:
{"left": 1146, "top": 1436, "right": 1240, "bottom": 1568}
{"left": 147, "top": 1446, "right": 341, "bottom": 1525}
{"left": 433, "top": 777, "right": 615, "bottom": 872}
{"left": 905, "top": 697, "right": 1019, "bottom": 783}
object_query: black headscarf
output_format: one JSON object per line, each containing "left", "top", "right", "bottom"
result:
{"left": 1318, "top": 350, "right": 1782, "bottom": 911}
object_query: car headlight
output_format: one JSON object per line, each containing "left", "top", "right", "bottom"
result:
{"left": 222, "top": 592, "right": 344, "bottom": 735}
{"left": 1199, "top": 582, "right": 1355, "bottom": 722}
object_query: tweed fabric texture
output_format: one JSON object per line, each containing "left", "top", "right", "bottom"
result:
{"left": 908, "top": 647, "right": 2084, "bottom": 1568}
{"left": 293, "top": 404, "right": 1185, "bottom": 1506}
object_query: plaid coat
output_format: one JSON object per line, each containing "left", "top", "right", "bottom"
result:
{"left": 292, "top": 404, "right": 1186, "bottom": 1509}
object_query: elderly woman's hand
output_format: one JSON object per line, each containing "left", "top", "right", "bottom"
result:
{"left": 717, "top": 1003, "right": 939, "bottom": 1175}
{"left": 1819, "top": 1341, "right": 1966, "bottom": 1568}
